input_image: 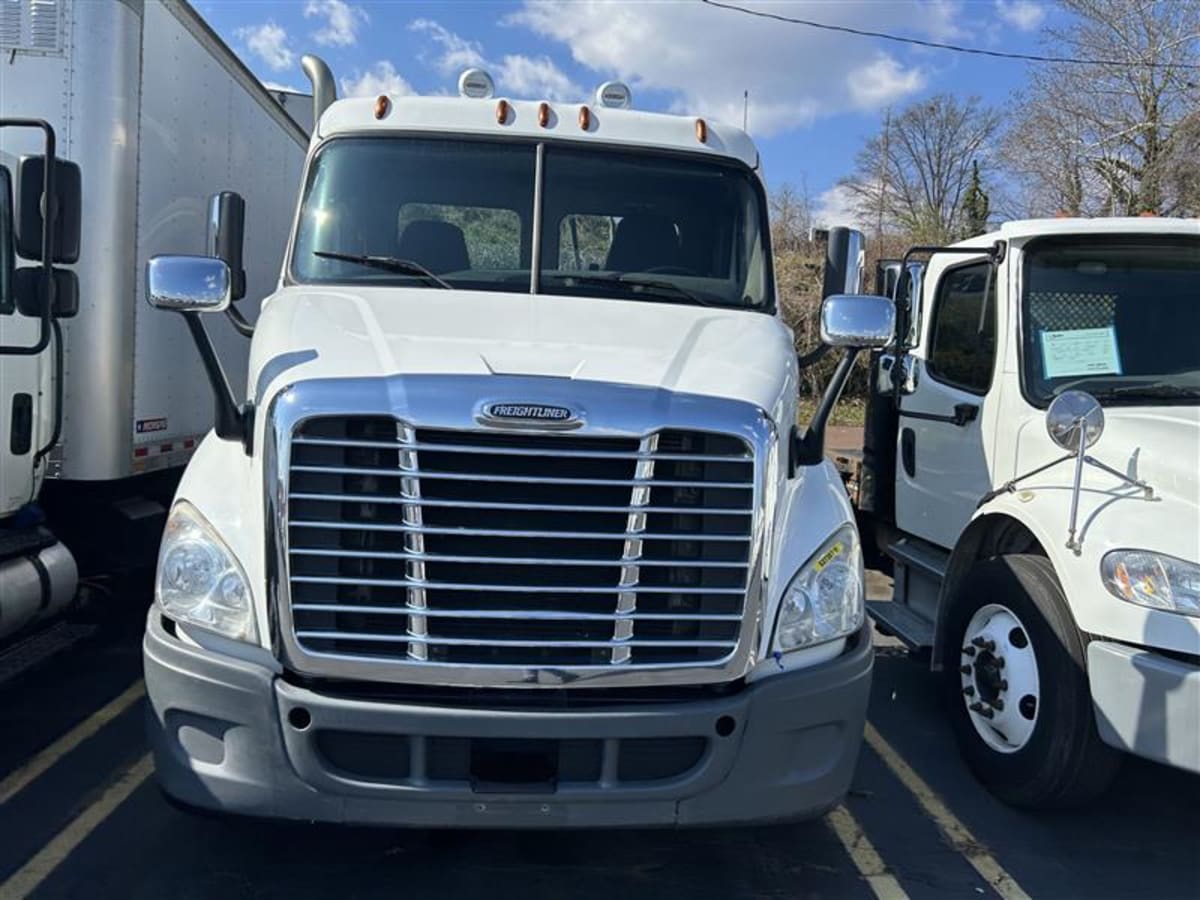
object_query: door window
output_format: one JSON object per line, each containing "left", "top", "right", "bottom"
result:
{"left": 926, "top": 261, "right": 996, "bottom": 395}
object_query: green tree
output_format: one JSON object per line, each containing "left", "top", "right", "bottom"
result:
{"left": 959, "top": 161, "right": 990, "bottom": 238}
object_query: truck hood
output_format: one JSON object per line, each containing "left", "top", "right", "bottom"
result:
{"left": 248, "top": 285, "right": 798, "bottom": 418}
{"left": 1012, "top": 405, "right": 1200, "bottom": 560}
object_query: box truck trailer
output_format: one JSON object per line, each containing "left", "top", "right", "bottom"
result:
{"left": 0, "top": 0, "right": 308, "bottom": 640}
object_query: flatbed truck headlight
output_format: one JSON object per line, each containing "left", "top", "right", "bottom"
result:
{"left": 1102, "top": 550, "right": 1200, "bottom": 617}
{"left": 156, "top": 502, "right": 257, "bottom": 642}
{"left": 773, "top": 524, "right": 864, "bottom": 652}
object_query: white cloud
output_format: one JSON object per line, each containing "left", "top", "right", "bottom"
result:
{"left": 411, "top": 19, "right": 486, "bottom": 74}
{"left": 847, "top": 55, "right": 927, "bottom": 108}
{"left": 304, "top": 0, "right": 368, "bottom": 47}
{"left": 340, "top": 61, "right": 416, "bottom": 98}
{"left": 508, "top": 1, "right": 940, "bottom": 136}
{"left": 411, "top": 18, "right": 581, "bottom": 101}
{"left": 814, "top": 184, "right": 872, "bottom": 231}
{"left": 236, "top": 21, "right": 294, "bottom": 72}
{"left": 994, "top": 0, "right": 1046, "bottom": 32}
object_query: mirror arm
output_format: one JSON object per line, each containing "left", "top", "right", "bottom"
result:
{"left": 792, "top": 347, "right": 860, "bottom": 471}
{"left": 181, "top": 312, "right": 253, "bottom": 453}
{"left": 225, "top": 304, "right": 254, "bottom": 338}
{"left": 0, "top": 118, "right": 54, "bottom": 356}
{"left": 796, "top": 343, "right": 830, "bottom": 370}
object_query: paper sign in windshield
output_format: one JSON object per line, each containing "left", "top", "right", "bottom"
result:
{"left": 1040, "top": 327, "right": 1122, "bottom": 379}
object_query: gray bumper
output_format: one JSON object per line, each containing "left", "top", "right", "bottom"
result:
{"left": 1089, "top": 640, "right": 1200, "bottom": 775}
{"left": 144, "top": 613, "right": 872, "bottom": 828}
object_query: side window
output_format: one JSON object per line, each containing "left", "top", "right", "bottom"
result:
{"left": 926, "top": 261, "right": 997, "bottom": 395}
{"left": 556, "top": 214, "right": 614, "bottom": 270}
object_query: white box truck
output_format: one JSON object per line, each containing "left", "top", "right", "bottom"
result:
{"left": 0, "top": 0, "right": 308, "bottom": 639}
{"left": 841, "top": 218, "right": 1199, "bottom": 807}
{"left": 139, "top": 60, "right": 897, "bottom": 827}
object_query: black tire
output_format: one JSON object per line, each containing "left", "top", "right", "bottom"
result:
{"left": 943, "top": 554, "right": 1120, "bottom": 809}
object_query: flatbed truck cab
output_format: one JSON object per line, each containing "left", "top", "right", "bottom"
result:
{"left": 851, "top": 217, "right": 1200, "bottom": 808}
{"left": 140, "top": 61, "right": 896, "bottom": 827}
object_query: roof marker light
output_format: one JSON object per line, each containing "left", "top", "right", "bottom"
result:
{"left": 458, "top": 68, "right": 495, "bottom": 99}
{"left": 538, "top": 102, "right": 551, "bottom": 127}
{"left": 596, "top": 81, "right": 632, "bottom": 109}
{"left": 496, "top": 99, "right": 510, "bottom": 124}
{"left": 695, "top": 118, "right": 708, "bottom": 143}
{"left": 578, "top": 105, "right": 591, "bottom": 131}
{"left": 373, "top": 95, "right": 390, "bottom": 119}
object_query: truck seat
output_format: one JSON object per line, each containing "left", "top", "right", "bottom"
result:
{"left": 397, "top": 220, "right": 470, "bottom": 274}
{"left": 605, "top": 214, "right": 681, "bottom": 273}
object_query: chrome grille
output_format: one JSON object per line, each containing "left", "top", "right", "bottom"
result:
{"left": 285, "top": 417, "right": 755, "bottom": 671}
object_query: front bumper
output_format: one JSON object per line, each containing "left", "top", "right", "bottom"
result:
{"left": 1089, "top": 640, "right": 1200, "bottom": 774}
{"left": 144, "top": 613, "right": 872, "bottom": 828}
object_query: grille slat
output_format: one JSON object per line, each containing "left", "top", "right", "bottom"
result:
{"left": 286, "top": 418, "right": 755, "bottom": 670}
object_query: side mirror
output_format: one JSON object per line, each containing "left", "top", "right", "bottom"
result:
{"left": 1046, "top": 390, "right": 1104, "bottom": 452}
{"left": 895, "top": 261, "right": 926, "bottom": 349}
{"left": 15, "top": 156, "right": 81, "bottom": 264}
{"left": 0, "top": 165, "right": 12, "bottom": 313}
{"left": 820, "top": 294, "right": 896, "bottom": 349}
{"left": 821, "top": 227, "right": 865, "bottom": 300}
{"left": 15, "top": 267, "right": 79, "bottom": 318}
{"left": 146, "top": 255, "right": 231, "bottom": 312}
{"left": 208, "top": 191, "right": 246, "bottom": 301}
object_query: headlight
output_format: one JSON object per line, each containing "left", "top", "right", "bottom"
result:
{"left": 773, "top": 524, "right": 864, "bottom": 652}
{"left": 1102, "top": 550, "right": 1200, "bottom": 618}
{"left": 156, "top": 501, "right": 257, "bottom": 641}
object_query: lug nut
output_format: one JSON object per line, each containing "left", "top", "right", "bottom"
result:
{"left": 1000, "top": 679, "right": 1009, "bottom": 691}
{"left": 992, "top": 699, "right": 1005, "bottom": 711}
{"left": 983, "top": 639, "right": 996, "bottom": 653}
{"left": 979, "top": 706, "right": 995, "bottom": 719}
{"left": 996, "top": 657, "right": 1006, "bottom": 669}
{"left": 972, "top": 637, "right": 986, "bottom": 649}
{"left": 962, "top": 646, "right": 976, "bottom": 657}
{"left": 960, "top": 664, "right": 972, "bottom": 674}
{"left": 963, "top": 686, "right": 975, "bottom": 697}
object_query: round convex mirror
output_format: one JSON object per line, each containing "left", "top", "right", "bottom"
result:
{"left": 1046, "top": 390, "right": 1104, "bottom": 451}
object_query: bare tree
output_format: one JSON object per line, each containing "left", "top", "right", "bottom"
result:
{"left": 840, "top": 95, "right": 1003, "bottom": 245}
{"left": 1005, "top": 0, "right": 1200, "bottom": 217}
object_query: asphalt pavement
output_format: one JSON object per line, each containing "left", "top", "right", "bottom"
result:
{"left": 0, "top": 575, "right": 1197, "bottom": 900}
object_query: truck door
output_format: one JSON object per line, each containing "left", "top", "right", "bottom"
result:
{"left": 0, "top": 160, "right": 39, "bottom": 514}
{"left": 894, "top": 258, "right": 997, "bottom": 549}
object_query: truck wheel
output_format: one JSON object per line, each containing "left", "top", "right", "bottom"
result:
{"left": 944, "top": 554, "right": 1120, "bottom": 808}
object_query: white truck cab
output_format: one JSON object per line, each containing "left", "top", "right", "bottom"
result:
{"left": 850, "top": 217, "right": 1199, "bottom": 807}
{"left": 140, "top": 59, "right": 895, "bottom": 827}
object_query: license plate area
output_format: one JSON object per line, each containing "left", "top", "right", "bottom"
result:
{"left": 470, "top": 739, "right": 558, "bottom": 794}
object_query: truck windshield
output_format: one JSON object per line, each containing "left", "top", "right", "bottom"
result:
{"left": 1021, "top": 235, "right": 1200, "bottom": 406}
{"left": 290, "top": 137, "right": 772, "bottom": 310}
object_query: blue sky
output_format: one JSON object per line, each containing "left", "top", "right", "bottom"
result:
{"left": 197, "top": 0, "right": 1061, "bottom": 222}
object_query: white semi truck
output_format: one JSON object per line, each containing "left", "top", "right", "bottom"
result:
{"left": 844, "top": 218, "right": 1199, "bottom": 807}
{"left": 140, "top": 60, "right": 897, "bottom": 827}
{"left": 0, "top": 0, "right": 308, "bottom": 641}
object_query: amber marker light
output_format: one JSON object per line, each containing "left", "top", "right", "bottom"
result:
{"left": 578, "top": 105, "right": 591, "bottom": 131}
{"left": 695, "top": 118, "right": 708, "bottom": 143}
{"left": 374, "top": 95, "right": 390, "bottom": 119}
{"left": 538, "top": 102, "right": 551, "bottom": 127}
{"left": 496, "top": 99, "right": 510, "bottom": 124}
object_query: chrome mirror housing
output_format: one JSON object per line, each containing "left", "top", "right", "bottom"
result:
{"left": 820, "top": 294, "right": 896, "bottom": 349}
{"left": 146, "top": 255, "right": 231, "bottom": 312}
{"left": 877, "top": 352, "right": 918, "bottom": 395}
{"left": 1046, "top": 390, "right": 1104, "bottom": 452}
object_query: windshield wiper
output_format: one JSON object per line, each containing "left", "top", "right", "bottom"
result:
{"left": 312, "top": 251, "right": 452, "bottom": 289}
{"left": 546, "top": 273, "right": 715, "bottom": 307}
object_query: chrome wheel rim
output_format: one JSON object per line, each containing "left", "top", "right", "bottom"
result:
{"left": 960, "top": 603, "right": 1040, "bottom": 754}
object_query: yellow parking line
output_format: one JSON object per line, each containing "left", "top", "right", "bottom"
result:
{"left": 865, "top": 723, "right": 1031, "bottom": 900}
{"left": 826, "top": 804, "right": 911, "bottom": 900}
{"left": 0, "top": 754, "right": 154, "bottom": 900}
{"left": 0, "top": 680, "right": 146, "bottom": 806}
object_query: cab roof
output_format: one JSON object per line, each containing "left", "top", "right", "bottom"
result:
{"left": 958, "top": 216, "right": 1200, "bottom": 248}
{"left": 316, "top": 95, "right": 761, "bottom": 171}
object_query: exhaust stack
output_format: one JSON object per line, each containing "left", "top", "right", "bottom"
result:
{"left": 301, "top": 55, "right": 337, "bottom": 126}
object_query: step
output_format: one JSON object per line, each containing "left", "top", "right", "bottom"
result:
{"left": 0, "top": 621, "right": 97, "bottom": 687}
{"left": 885, "top": 537, "right": 949, "bottom": 581}
{"left": 867, "top": 599, "right": 934, "bottom": 650}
